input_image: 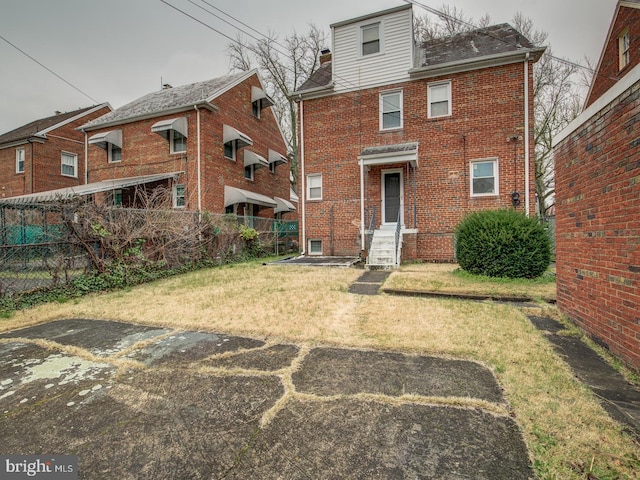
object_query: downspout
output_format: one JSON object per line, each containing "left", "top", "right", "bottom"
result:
{"left": 360, "top": 159, "right": 365, "bottom": 251}
{"left": 83, "top": 131, "right": 88, "bottom": 184}
{"left": 194, "top": 105, "right": 202, "bottom": 212}
{"left": 27, "top": 139, "right": 34, "bottom": 193}
{"left": 524, "top": 52, "right": 531, "bottom": 216}
{"left": 299, "top": 96, "right": 306, "bottom": 255}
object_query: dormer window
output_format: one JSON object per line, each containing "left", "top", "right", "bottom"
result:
{"left": 223, "top": 125, "right": 253, "bottom": 160}
{"left": 88, "top": 130, "right": 123, "bottom": 163}
{"left": 251, "top": 86, "right": 275, "bottom": 119}
{"left": 619, "top": 29, "right": 630, "bottom": 71}
{"left": 361, "top": 23, "right": 381, "bottom": 56}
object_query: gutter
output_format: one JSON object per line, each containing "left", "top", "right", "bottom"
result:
{"left": 194, "top": 105, "right": 202, "bottom": 212}
{"left": 299, "top": 96, "right": 306, "bottom": 255}
{"left": 524, "top": 52, "right": 531, "bottom": 216}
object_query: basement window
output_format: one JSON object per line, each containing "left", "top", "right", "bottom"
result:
{"left": 309, "top": 239, "right": 322, "bottom": 255}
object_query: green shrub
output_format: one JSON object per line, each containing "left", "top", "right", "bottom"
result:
{"left": 454, "top": 210, "right": 551, "bottom": 279}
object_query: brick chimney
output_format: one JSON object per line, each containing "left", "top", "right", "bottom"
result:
{"left": 320, "top": 49, "right": 332, "bottom": 65}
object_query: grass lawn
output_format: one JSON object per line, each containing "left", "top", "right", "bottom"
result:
{"left": 1, "top": 260, "right": 638, "bottom": 479}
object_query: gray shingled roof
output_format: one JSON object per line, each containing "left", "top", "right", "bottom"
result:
{"left": 0, "top": 106, "right": 99, "bottom": 146}
{"left": 415, "top": 23, "right": 538, "bottom": 69}
{"left": 297, "top": 61, "right": 333, "bottom": 93}
{"left": 82, "top": 71, "right": 250, "bottom": 129}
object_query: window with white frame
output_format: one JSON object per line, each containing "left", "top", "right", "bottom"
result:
{"left": 428, "top": 81, "right": 451, "bottom": 118}
{"left": 108, "top": 143, "right": 122, "bottom": 163}
{"left": 470, "top": 159, "right": 498, "bottom": 196}
{"left": 361, "top": 23, "right": 381, "bottom": 56}
{"left": 244, "top": 164, "right": 254, "bottom": 181}
{"left": 380, "top": 90, "right": 402, "bottom": 130}
{"left": 307, "top": 174, "right": 322, "bottom": 200}
{"left": 308, "top": 239, "right": 322, "bottom": 255}
{"left": 224, "top": 140, "right": 236, "bottom": 160}
{"left": 173, "top": 184, "right": 186, "bottom": 208}
{"left": 16, "top": 148, "right": 25, "bottom": 173}
{"left": 61, "top": 152, "right": 78, "bottom": 178}
{"left": 619, "top": 29, "right": 630, "bottom": 71}
{"left": 171, "top": 130, "right": 187, "bottom": 153}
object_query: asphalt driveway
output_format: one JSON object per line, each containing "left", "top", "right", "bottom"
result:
{"left": 0, "top": 319, "right": 534, "bottom": 479}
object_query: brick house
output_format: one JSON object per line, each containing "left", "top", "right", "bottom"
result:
{"left": 554, "top": 0, "right": 640, "bottom": 370}
{"left": 294, "top": 5, "right": 543, "bottom": 265}
{"left": 0, "top": 104, "right": 112, "bottom": 200}
{"left": 3, "top": 70, "right": 295, "bottom": 220}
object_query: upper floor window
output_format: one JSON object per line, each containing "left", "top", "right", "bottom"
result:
{"left": 88, "top": 130, "right": 123, "bottom": 163}
{"left": 361, "top": 23, "right": 381, "bottom": 56}
{"left": 16, "top": 148, "right": 25, "bottom": 173}
{"left": 223, "top": 125, "right": 253, "bottom": 161}
{"left": 619, "top": 29, "right": 630, "bottom": 71}
{"left": 428, "top": 81, "right": 452, "bottom": 118}
{"left": 108, "top": 144, "right": 122, "bottom": 163}
{"left": 470, "top": 158, "right": 498, "bottom": 197}
{"left": 380, "top": 90, "right": 403, "bottom": 130}
{"left": 244, "top": 164, "right": 255, "bottom": 180}
{"left": 251, "top": 86, "right": 274, "bottom": 119}
{"left": 307, "top": 174, "right": 322, "bottom": 200}
{"left": 61, "top": 152, "right": 78, "bottom": 178}
{"left": 171, "top": 130, "right": 187, "bottom": 153}
{"left": 173, "top": 184, "right": 186, "bottom": 208}
{"left": 151, "top": 117, "right": 188, "bottom": 154}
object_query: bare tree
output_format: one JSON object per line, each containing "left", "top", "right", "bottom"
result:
{"left": 227, "top": 25, "right": 328, "bottom": 189}
{"left": 414, "top": 4, "right": 490, "bottom": 41}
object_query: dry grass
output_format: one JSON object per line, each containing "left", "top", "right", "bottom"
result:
{"left": 2, "top": 261, "right": 638, "bottom": 479}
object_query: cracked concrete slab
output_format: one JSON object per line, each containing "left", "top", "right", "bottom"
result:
{"left": 0, "top": 319, "right": 533, "bottom": 479}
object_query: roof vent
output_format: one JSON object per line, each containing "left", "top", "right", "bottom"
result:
{"left": 162, "top": 83, "right": 173, "bottom": 90}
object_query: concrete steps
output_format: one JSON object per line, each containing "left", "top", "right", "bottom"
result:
{"left": 367, "top": 229, "right": 401, "bottom": 269}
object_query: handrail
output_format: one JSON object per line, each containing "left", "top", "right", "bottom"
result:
{"left": 394, "top": 208, "right": 402, "bottom": 266}
{"left": 366, "top": 207, "right": 376, "bottom": 257}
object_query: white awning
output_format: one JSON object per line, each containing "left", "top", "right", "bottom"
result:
{"left": 244, "top": 150, "right": 269, "bottom": 170}
{"left": 223, "top": 125, "right": 253, "bottom": 148}
{"left": 251, "top": 86, "right": 275, "bottom": 108}
{"left": 274, "top": 196, "right": 296, "bottom": 214}
{"left": 0, "top": 172, "right": 183, "bottom": 205}
{"left": 224, "top": 186, "right": 277, "bottom": 208}
{"left": 151, "top": 117, "right": 188, "bottom": 138}
{"left": 88, "top": 130, "right": 123, "bottom": 150}
{"left": 268, "top": 149, "right": 288, "bottom": 166}
{"left": 358, "top": 142, "right": 419, "bottom": 167}
{"left": 290, "top": 188, "right": 299, "bottom": 203}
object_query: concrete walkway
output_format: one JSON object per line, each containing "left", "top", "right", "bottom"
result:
{"left": 0, "top": 319, "right": 533, "bottom": 479}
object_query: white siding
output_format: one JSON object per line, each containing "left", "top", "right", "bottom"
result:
{"left": 332, "top": 8, "right": 413, "bottom": 93}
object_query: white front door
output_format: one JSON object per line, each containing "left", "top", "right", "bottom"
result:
{"left": 382, "top": 169, "right": 403, "bottom": 225}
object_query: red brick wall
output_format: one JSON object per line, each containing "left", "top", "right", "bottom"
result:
{"left": 555, "top": 79, "right": 640, "bottom": 371}
{"left": 586, "top": 6, "right": 640, "bottom": 108}
{"left": 0, "top": 106, "right": 110, "bottom": 198}
{"left": 86, "top": 74, "right": 291, "bottom": 216}
{"left": 300, "top": 61, "right": 535, "bottom": 260}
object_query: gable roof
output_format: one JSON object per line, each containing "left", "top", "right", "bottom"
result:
{"left": 0, "top": 104, "right": 110, "bottom": 147}
{"left": 81, "top": 71, "right": 255, "bottom": 131}
{"left": 297, "top": 61, "right": 333, "bottom": 94}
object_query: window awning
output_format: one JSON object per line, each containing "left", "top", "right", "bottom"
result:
{"left": 0, "top": 172, "right": 183, "bottom": 205}
{"left": 223, "top": 125, "right": 253, "bottom": 148}
{"left": 244, "top": 150, "right": 269, "bottom": 170}
{"left": 274, "top": 196, "right": 296, "bottom": 214}
{"left": 251, "top": 86, "right": 275, "bottom": 108}
{"left": 268, "top": 149, "right": 288, "bottom": 166}
{"left": 358, "top": 142, "right": 419, "bottom": 167}
{"left": 88, "top": 130, "right": 123, "bottom": 150}
{"left": 151, "top": 117, "right": 188, "bottom": 138}
{"left": 224, "top": 186, "right": 277, "bottom": 208}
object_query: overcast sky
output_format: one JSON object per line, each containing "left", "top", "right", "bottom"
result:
{"left": 0, "top": 0, "right": 617, "bottom": 136}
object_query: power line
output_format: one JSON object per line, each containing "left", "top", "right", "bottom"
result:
{"left": 0, "top": 33, "right": 99, "bottom": 104}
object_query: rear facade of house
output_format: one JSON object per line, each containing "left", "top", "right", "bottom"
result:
{"left": 295, "top": 5, "right": 542, "bottom": 264}
{"left": 554, "top": 0, "right": 640, "bottom": 371}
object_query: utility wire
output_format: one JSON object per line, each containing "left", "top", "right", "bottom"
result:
{"left": 0, "top": 33, "right": 99, "bottom": 104}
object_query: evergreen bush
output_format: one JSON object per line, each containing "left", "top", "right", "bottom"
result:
{"left": 454, "top": 210, "right": 551, "bottom": 279}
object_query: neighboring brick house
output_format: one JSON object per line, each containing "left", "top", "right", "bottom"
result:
{"left": 554, "top": 1, "right": 640, "bottom": 370}
{"left": 294, "top": 5, "right": 543, "bottom": 264}
{"left": 2, "top": 71, "right": 294, "bottom": 219}
{"left": 0, "top": 104, "right": 112, "bottom": 200}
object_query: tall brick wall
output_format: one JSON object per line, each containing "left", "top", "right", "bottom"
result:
{"left": 0, "top": 106, "right": 110, "bottom": 199}
{"left": 555, "top": 79, "right": 640, "bottom": 371}
{"left": 300, "top": 61, "right": 535, "bottom": 260}
{"left": 86, "top": 75, "right": 291, "bottom": 216}
{"left": 586, "top": 5, "right": 640, "bottom": 107}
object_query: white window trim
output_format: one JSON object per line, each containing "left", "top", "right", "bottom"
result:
{"left": 61, "top": 151, "right": 78, "bottom": 178}
{"left": 306, "top": 174, "right": 322, "bottom": 200}
{"left": 108, "top": 143, "right": 122, "bottom": 163}
{"left": 170, "top": 130, "right": 187, "bottom": 154}
{"left": 16, "top": 148, "right": 25, "bottom": 174}
{"left": 380, "top": 89, "right": 403, "bottom": 131}
{"left": 359, "top": 21, "right": 384, "bottom": 58}
{"left": 173, "top": 184, "right": 186, "bottom": 208}
{"left": 619, "top": 29, "right": 630, "bottom": 71}
{"left": 224, "top": 140, "right": 236, "bottom": 161}
{"left": 244, "top": 164, "right": 255, "bottom": 181}
{"left": 470, "top": 158, "right": 499, "bottom": 197}
{"left": 428, "top": 81, "right": 452, "bottom": 118}
{"left": 308, "top": 239, "right": 323, "bottom": 256}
